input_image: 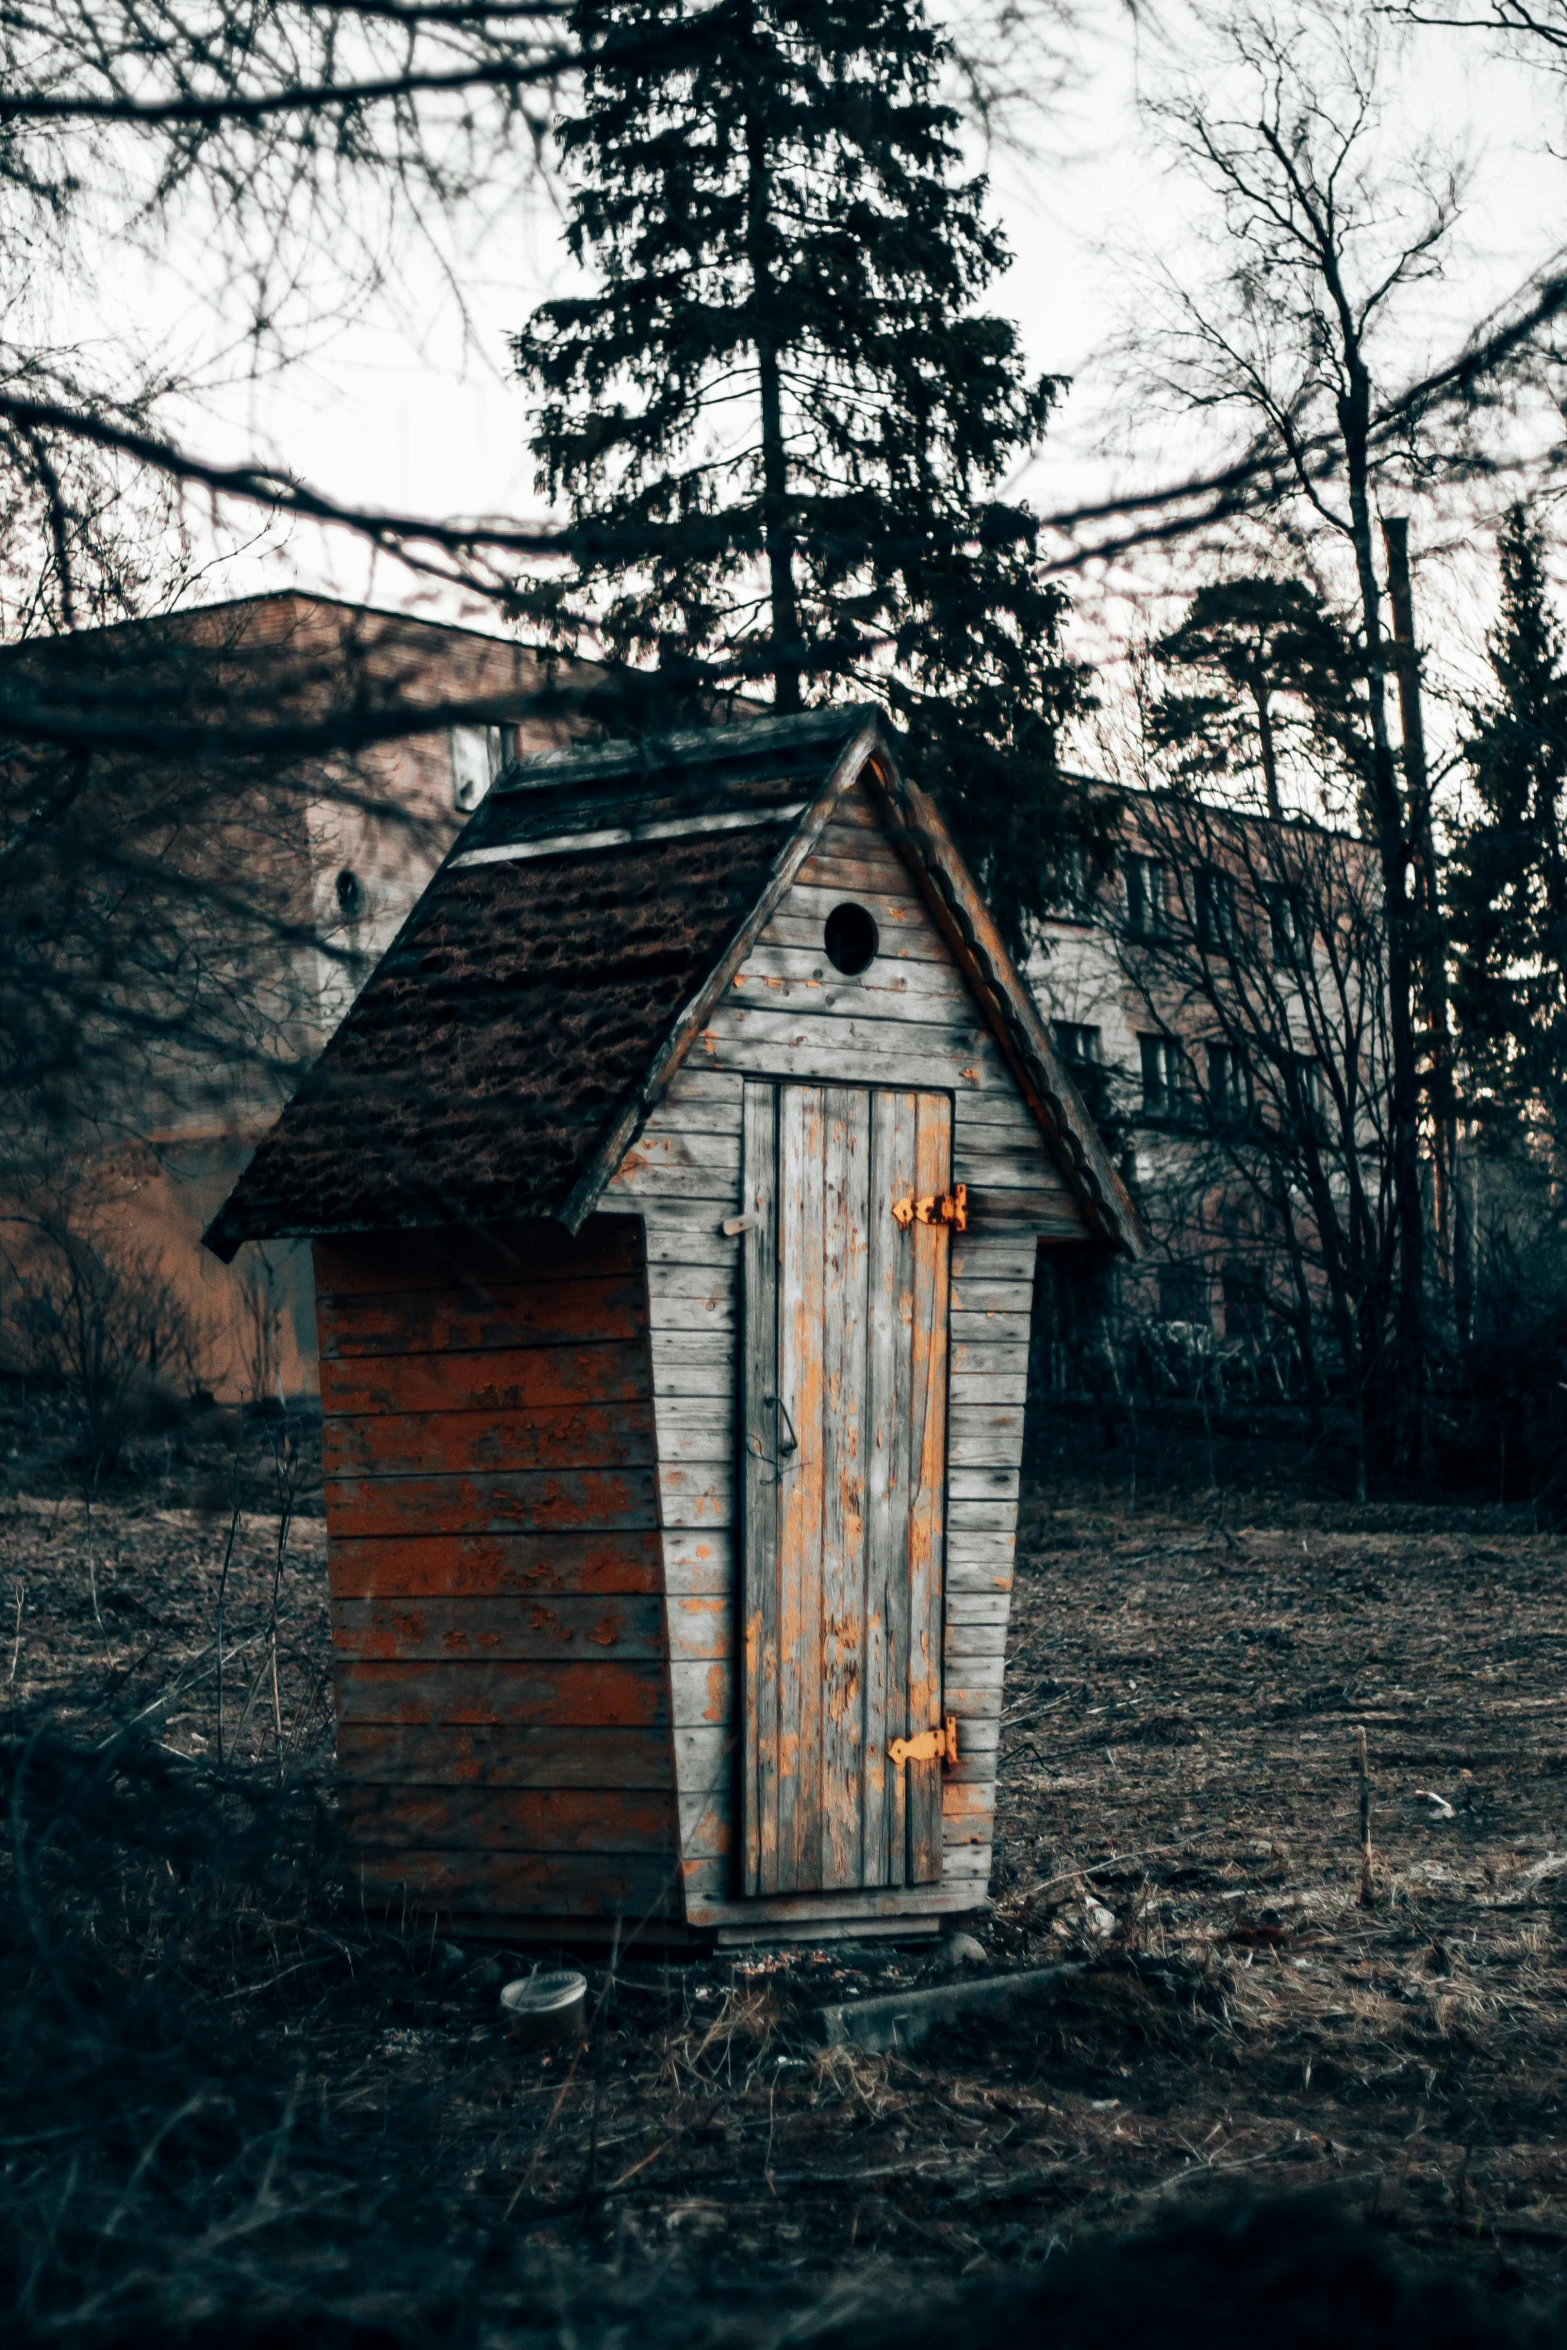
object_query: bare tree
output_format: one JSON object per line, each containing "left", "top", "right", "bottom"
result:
{"left": 0, "top": 0, "right": 1556, "bottom": 1218}
{"left": 0, "top": 0, "right": 596, "bottom": 623}
{"left": 1389, "top": 0, "right": 1567, "bottom": 64}
{"left": 0, "top": 596, "right": 593, "bottom": 1173}
{"left": 1, "top": 1178, "right": 207, "bottom": 1479}
{"left": 1114, "top": 0, "right": 1477, "bottom": 1462}
{"left": 1107, "top": 788, "right": 1396, "bottom": 1498}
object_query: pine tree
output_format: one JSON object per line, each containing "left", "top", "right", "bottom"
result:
{"left": 1448, "top": 508, "right": 1567, "bottom": 1133}
{"left": 1148, "top": 578, "right": 1359, "bottom": 819}
{"left": 511, "top": 0, "right": 1104, "bottom": 947}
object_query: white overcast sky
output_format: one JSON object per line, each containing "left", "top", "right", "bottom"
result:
{"left": 165, "top": 0, "right": 1567, "bottom": 724}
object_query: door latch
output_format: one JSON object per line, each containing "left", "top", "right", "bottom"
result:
{"left": 765, "top": 1393, "right": 799, "bottom": 1455}
{"left": 892, "top": 1184, "right": 967, "bottom": 1232}
{"left": 888, "top": 1715, "right": 959, "bottom": 1769}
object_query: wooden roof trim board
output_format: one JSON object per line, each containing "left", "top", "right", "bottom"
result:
{"left": 857, "top": 744, "right": 1145, "bottom": 1256}
{"left": 450, "top": 802, "right": 810, "bottom": 871}
{"left": 488, "top": 703, "right": 857, "bottom": 790}
{"left": 555, "top": 714, "right": 883, "bottom": 1234}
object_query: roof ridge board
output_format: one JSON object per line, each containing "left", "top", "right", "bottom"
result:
{"left": 490, "top": 703, "right": 878, "bottom": 794}
{"left": 0, "top": 588, "right": 565, "bottom": 664}
{"left": 462, "top": 766, "right": 817, "bottom": 854}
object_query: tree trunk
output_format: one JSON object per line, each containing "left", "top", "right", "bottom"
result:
{"left": 1384, "top": 515, "right": 1454, "bottom": 1306}
{"left": 744, "top": 100, "right": 801, "bottom": 713}
{"left": 1270, "top": 1163, "right": 1325, "bottom": 1430}
{"left": 1340, "top": 378, "right": 1424, "bottom": 1473}
{"left": 1251, "top": 677, "right": 1284, "bottom": 822}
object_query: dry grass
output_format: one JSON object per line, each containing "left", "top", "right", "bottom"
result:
{"left": 4, "top": 1473, "right": 1567, "bottom": 2343}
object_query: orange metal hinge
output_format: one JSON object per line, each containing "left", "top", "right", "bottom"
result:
{"left": 888, "top": 1715, "right": 960, "bottom": 1770}
{"left": 891, "top": 1183, "right": 967, "bottom": 1232}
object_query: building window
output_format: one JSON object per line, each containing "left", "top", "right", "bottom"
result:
{"left": 1195, "top": 864, "right": 1237, "bottom": 952}
{"left": 1289, "top": 1052, "right": 1326, "bottom": 1135}
{"left": 335, "top": 867, "right": 363, "bottom": 922}
{"left": 1158, "top": 1264, "right": 1210, "bottom": 1325}
{"left": 1125, "top": 854, "right": 1167, "bottom": 939}
{"left": 1208, "top": 1041, "right": 1250, "bottom": 1125}
{"left": 1053, "top": 1020, "right": 1101, "bottom": 1067}
{"left": 1265, "top": 882, "right": 1308, "bottom": 964}
{"left": 1033, "top": 1250, "right": 1116, "bottom": 1398}
{"left": 1048, "top": 847, "right": 1092, "bottom": 919}
{"left": 1222, "top": 1266, "right": 1265, "bottom": 1342}
{"left": 450, "top": 723, "right": 514, "bottom": 813}
{"left": 1139, "top": 1032, "right": 1188, "bottom": 1118}
{"left": 1053, "top": 1021, "right": 1108, "bottom": 1118}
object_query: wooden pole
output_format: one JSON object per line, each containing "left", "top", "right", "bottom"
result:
{"left": 1356, "top": 1724, "right": 1375, "bottom": 1907}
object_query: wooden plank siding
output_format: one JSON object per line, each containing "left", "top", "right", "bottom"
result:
{"left": 315, "top": 1219, "right": 685, "bottom": 1923}
{"left": 605, "top": 778, "right": 1085, "bottom": 1933}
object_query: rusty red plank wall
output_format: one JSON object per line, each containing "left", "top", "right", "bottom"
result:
{"left": 316, "top": 1216, "right": 683, "bottom": 1928}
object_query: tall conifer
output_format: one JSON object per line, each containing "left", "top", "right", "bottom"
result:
{"left": 1448, "top": 508, "right": 1567, "bottom": 1134}
{"left": 512, "top": 0, "right": 1104, "bottom": 945}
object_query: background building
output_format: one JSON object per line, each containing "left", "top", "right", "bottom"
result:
{"left": 0, "top": 592, "right": 601, "bottom": 1401}
{"left": 1024, "top": 787, "right": 1387, "bottom": 1427}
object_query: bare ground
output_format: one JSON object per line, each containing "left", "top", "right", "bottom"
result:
{"left": 3, "top": 1467, "right": 1567, "bottom": 2339}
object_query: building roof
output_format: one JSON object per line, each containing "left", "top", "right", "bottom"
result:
{"left": 0, "top": 590, "right": 604, "bottom": 760}
{"left": 204, "top": 707, "right": 1142, "bottom": 1261}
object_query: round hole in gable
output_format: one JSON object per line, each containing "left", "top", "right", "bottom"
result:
{"left": 824, "top": 901, "right": 879, "bottom": 976}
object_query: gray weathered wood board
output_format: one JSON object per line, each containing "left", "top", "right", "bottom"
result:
{"left": 602, "top": 777, "right": 1092, "bottom": 1934}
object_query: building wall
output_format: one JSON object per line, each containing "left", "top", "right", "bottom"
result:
{"left": 1026, "top": 888, "right": 1202, "bottom": 1333}
{"left": 1027, "top": 826, "right": 1210, "bottom": 1275}
{"left": 1024, "top": 795, "right": 1379, "bottom": 1374}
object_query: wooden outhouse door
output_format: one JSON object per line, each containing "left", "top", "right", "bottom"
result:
{"left": 739, "top": 1081, "right": 954, "bottom": 1897}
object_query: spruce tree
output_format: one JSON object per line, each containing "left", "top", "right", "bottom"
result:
{"left": 1448, "top": 507, "right": 1567, "bottom": 1134}
{"left": 512, "top": 0, "right": 1104, "bottom": 948}
{"left": 1148, "top": 578, "right": 1359, "bottom": 819}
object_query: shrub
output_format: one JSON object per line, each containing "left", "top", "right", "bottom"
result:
{"left": 3, "top": 1204, "right": 206, "bottom": 1479}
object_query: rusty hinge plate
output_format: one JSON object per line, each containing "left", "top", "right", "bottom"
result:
{"left": 891, "top": 1183, "right": 967, "bottom": 1232}
{"left": 888, "top": 1714, "right": 959, "bottom": 1769}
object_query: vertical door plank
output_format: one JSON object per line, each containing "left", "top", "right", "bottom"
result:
{"left": 740, "top": 1082, "right": 779, "bottom": 1898}
{"left": 868, "top": 1091, "right": 919, "bottom": 1887}
{"left": 776, "top": 1085, "right": 827, "bottom": 1892}
{"left": 906, "top": 1091, "right": 952, "bottom": 1883}
{"left": 820, "top": 1088, "right": 871, "bottom": 1888}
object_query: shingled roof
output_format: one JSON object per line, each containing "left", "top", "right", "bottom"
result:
{"left": 204, "top": 707, "right": 1140, "bottom": 1261}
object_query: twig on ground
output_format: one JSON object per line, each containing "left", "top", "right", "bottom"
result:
{"left": 214, "top": 1469, "right": 241, "bottom": 1767}
{"left": 81, "top": 1487, "right": 109, "bottom": 1658}
{"left": 1005, "top": 1829, "right": 1229, "bottom": 1910}
{"left": 1357, "top": 1726, "right": 1376, "bottom": 1908}
{"left": 6, "top": 1579, "right": 23, "bottom": 1710}
{"left": 583, "top": 1920, "right": 620, "bottom": 2210}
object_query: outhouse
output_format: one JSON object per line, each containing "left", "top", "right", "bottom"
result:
{"left": 206, "top": 707, "right": 1140, "bottom": 1946}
